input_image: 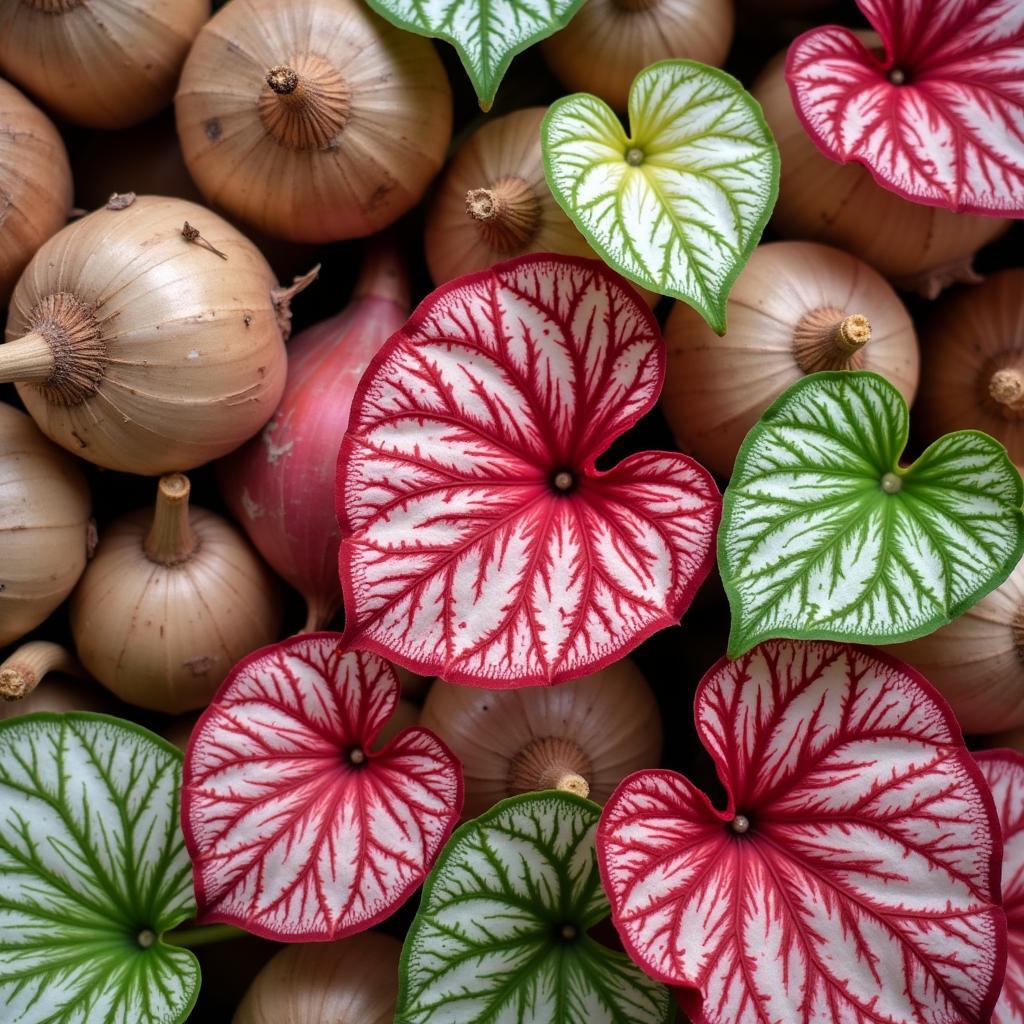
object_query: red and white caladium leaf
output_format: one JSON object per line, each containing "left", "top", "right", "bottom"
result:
{"left": 181, "top": 633, "right": 463, "bottom": 940}
{"left": 598, "top": 640, "right": 1007, "bottom": 1024}
{"left": 336, "top": 254, "right": 721, "bottom": 688}
{"left": 786, "top": 0, "right": 1024, "bottom": 215}
{"left": 976, "top": 751, "right": 1024, "bottom": 1024}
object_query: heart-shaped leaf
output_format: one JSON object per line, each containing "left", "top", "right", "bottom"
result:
{"left": 542, "top": 60, "right": 779, "bottom": 334}
{"left": 362, "top": 0, "right": 585, "bottom": 110}
{"left": 786, "top": 0, "right": 1024, "bottom": 215}
{"left": 397, "top": 790, "right": 671, "bottom": 1024}
{"left": 0, "top": 713, "right": 199, "bottom": 1024}
{"left": 337, "top": 253, "right": 720, "bottom": 687}
{"left": 598, "top": 640, "right": 1007, "bottom": 1024}
{"left": 181, "top": 633, "right": 463, "bottom": 940}
{"left": 719, "top": 371, "right": 1024, "bottom": 658}
{"left": 975, "top": 750, "right": 1024, "bottom": 1024}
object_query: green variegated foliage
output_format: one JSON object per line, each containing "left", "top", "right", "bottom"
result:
{"left": 362, "top": 0, "right": 585, "bottom": 109}
{"left": 397, "top": 791, "right": 671, "bottom": 1024}
{"left": 542, "top": 60, "right": 779, "bottom": 334}
{"left": 720, "top": 372, "right": 1024, "bottom": 657}
{"left": 0, "top": 714, "right": 199, "bottom": 1024}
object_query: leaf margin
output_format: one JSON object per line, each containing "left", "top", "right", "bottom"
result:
{"left": 0, "top": 710, "right": 201, "bottom": 1024}
{"left": 541, "top": 58, "right": 781, "bottom": 334}
{"left": 180, "top": 632, "right": 465, "bottom": 942}
{"left": 335, "top": 251, "right": 722, "bottom": 688}
{"left": 719, "top": 369, "right": 1024, "bottom": 658}
{"left": 360, "top": 0, "right": 588, "bottom": 110}
{"left": 396, "top": 787, "right": 673, "bottom": 1024}
{"left": 595, "top": 640, "right": 1010, "bottom": 1023}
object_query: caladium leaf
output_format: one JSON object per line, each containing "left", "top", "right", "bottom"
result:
{"left": 542, "top": 61, "right": 779, "bottom": 334}
{"left": 975, "top": 751, "right": 1024, "bottom": 1024}
{"left": 720, "top": 371, "right": 1024, "bottom": 658}
{"left": 181, "top": 633, "right": 463, "bottom": 940}
{"left": 598, "top": 640, "right": 1007, "bottom": 1024}
{"left": 337, "top": 253, "right": 720, "bottom": 687}
{"left": 0, "top": 713, "right": 199, "bottom": 1024}
{"left": 361, "top": 0, "right": 585, "bottom": 110}
{"left": 786, "top": 0, "right": 1024, "bottom": 215}
{"left": 397, "top": 790, "right": 671, "bottom": 1024}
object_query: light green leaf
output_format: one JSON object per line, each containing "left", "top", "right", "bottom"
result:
{"left": 720, "top": 371, "right": 1024, "bottom": 657}
{"left": 542, "top": 60, "right": 779, "bottom": 334}
{"left": 0, "top": 713, "right": 200, "bottom": 1024}
{"left": 397, "top": 791, "right": 670, "bottom": 1024}
{"left": 362, "top": 0, "right": 585, "bottom": 110}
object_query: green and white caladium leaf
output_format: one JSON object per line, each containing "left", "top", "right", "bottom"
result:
{"left": 0, "top": 713, "right": 200, "bottom": 1024}
{"left": 542, "top": 60, "right": 779, "bottom": 334}
{"left": 720, "top": 371, "right": 1024, "bottom": 658}
{"left": 362, "top": 0, "right": 585, "bottom": 110}
{"left": 397, "top": 791, "right": 671, "bottom": 1024}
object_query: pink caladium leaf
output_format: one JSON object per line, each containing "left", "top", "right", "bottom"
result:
{"left": 336, "top": 254, "right": 721, "bottom": 688}
{"left": 786, "top": 0, "right": 1024, "bottom": 215}
{"left": 598, "top": 640, "right": 1007, "bottom": 1024}
{"left": 975, "top": 750, "right": 1024, "bottom": 1024}
{"left": 181, "top": 633, "right": 463, "bottom": 940}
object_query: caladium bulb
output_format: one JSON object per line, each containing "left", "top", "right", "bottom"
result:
{"left": 182, "top": 633, "right": 463, "bottom": 940}
{"left": 337, "top": 253, "right": 721, "bottom": 688}
{"left": 786, "top": 0, "right": 1024, "bottom": 215}
{"left": 975, "top": 751, "right": 1024, "bottom": 1024}
{"left": 598, "top": 640, "right": 1007, "bottom": 1024}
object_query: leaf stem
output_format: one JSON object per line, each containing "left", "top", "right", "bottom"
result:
{"left": 163, "top": 924, "right": 247, "bottom": 948}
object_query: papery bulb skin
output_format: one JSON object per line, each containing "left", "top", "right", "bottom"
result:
{"left": 753, "top": 50, "right": 1009, "bottom": 297}
{"left": 0, "top": 402, "right": 92, "bottom": 648}
{"left": 219, "top": 244, "right": 410, "bottom": 632}
{"left": 541, "top": 0, "right": 734, "bottom": 112}
{"left": 70, "top": 474, "right": 283, "bottom": 714}
{"left": 0, "top": 195, "right": 292, "bottom": 475}
{"left": 233, "top": 931, "right": 400, "bottom": 1024}
{"left": 420, "top": 657, "right": 662, "bottom": 818}
{"left": 662, "top": 240, "right": 919, "bottom": 477}
{"left": 426, "top": 107, "right": 598, "bottom": 286}
{"left": 0, "top": 641, "right": 110, "bottom": 721}
{"left": 885, "top": 555, "right": 1024, "bottom": 734}
{"left": 0, "top": 0, "right": 209, "bottom": 129}
{"left": 0, "top": 79, "right": 71, "bottom": 305}
{"left": 175, "top": 0, "right": 452, "bottom": 243}
{"left": 915, "top": 270, "right": 1024, "bottom": 470}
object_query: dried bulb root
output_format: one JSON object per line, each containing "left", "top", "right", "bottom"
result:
{"left": 508, "top": 735, "right": 594, "bottom": 800}
{"left": 0, "top": 642, "right": 84, "bottom": 701}
{"left": 258, "top": 56, "right": 350, "bottom": 150}
{"left": 0, "top": 292, "right": 106, "bottom": 405}
{"left": 988, "top": 367, "right": 1024, "bottom": 417}
{"left": 465, "top": 178, "right": 541, "bottom": 254}
{"left": 793, "top": 307, "right": 871, "bottom": 374}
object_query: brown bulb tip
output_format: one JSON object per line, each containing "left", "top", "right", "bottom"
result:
{"left": 731, "top": 814, "right": 750, "bottom": 834}
{"left": 556, "top": 772, "right": 590, "bottom": 799}
{"left": 349, "top": 747, "right": 366, "bottom": 765}
{"left": 990, "top": 368, "right": 1024, "bottom": 407}
{"left": 0, "top": 668, "right": 29, "bottom": 702}
{"left": 553, "top": 471, "right": 574, "bottom": 492}
{"left": 837, "top": 313, "right": 871, "bottom": 350}
{"left": 159, "top": 474, "right": 190, "bottom": 503}
{"left": 266, "top": 65, "right": 299, "bottom": 95}
{"left": 466, "top": 189, "right": 498, "bottom": 222}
